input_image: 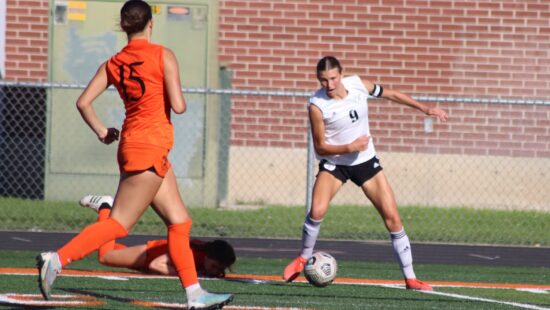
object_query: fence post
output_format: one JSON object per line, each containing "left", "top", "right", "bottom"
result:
{"left": 305, "top": 123, "right": 314, "bottom": 215}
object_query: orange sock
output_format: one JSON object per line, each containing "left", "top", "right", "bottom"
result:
{"left": 57, "top": 218, "right": 128, "bottom": 267}
{"left": 168, "top": 221, "right": 198, "bottom": 288}
{"left": 97, "top": 208, "right": 118, "bottom": 261}
{"left": 98, "top": 208, "right": 111, "bottom": 221}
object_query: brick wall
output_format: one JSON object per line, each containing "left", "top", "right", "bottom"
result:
{"left": 4, "top": 0, "right": 48, "bottom": 81}
{"left": 371, "top": 102, "right": 550, "bottom": 157}
{"left": 4, "top": 0, "right": 549, "bottom": 157}
{"left": 219, "top": 0, "right": 550, "bottom": 157}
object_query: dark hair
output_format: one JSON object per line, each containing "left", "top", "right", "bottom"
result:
{"left": 205, "top": 240, "right": 236, "bottom": 269}
{"left": 191, "top": 239, "right": 236, "bottom": 270}
{"left": 316, "top": 56, "right": 343, "bottom": 78}
{"left": 120, "top": 0, "right": 152, "bottom": 35}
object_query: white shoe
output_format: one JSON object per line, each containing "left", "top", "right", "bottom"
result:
{"left": 79, "top": 195, "right": 114, "bottom": 213}
{"left": 188, "top": 292, "right": 233, "bottom": 310}
{"left": 36, "top": 252, "right": 62, "bottom": 300}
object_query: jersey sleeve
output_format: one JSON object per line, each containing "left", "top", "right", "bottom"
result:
{"left": 308, "top": 88, "right": 326, "bottom": 109}
{"left": 346, "top": 75, "right": 370, "bottom": 96}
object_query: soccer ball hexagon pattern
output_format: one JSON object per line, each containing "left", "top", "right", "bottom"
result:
{"left": 304, "top": 251, "right": 338, "bottom": 287}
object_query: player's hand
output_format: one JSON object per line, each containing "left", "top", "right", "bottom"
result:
{"left": 427, "top": 107, "right": 448, "bottom": 122}
{"left": 350, "top": 135, "right": 370, "bottom": 152}
{"left": 99, "top": 127, "right": 119, "bottom": 145}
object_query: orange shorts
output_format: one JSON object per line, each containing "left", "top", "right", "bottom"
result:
{"left": 117, "top": 143, "right": 171, "bottom": 177}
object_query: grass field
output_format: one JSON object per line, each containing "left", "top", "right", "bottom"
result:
{"left": 1, "top": 198, "right": 549, "bottom": 308}
{"left": 1, "top": 197, "right": 549, "bottom": 246}
{"left": 0, "top": 250, "right": 549, "bottom": 309}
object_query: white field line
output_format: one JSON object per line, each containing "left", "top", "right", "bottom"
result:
{"left": 4, "top": 270, "right": 550, "bottom": 291}
{"left": 2, "top": 271, "right": 174, "bottom": 280}
{"left": 0, "top": 293, "right": 94, "bottom": 306}
{"left": 0, "top": 293, "right": 304, "bottom": 310}
{"left": 138, "top": 299, "right": 305, "bottom": 309}
{"left": 516, "top": 289, "right": 549, "bottom": 294}
{"left": 423, "top": 290, "right": 550, "bottom": 310}
{"left": 3, "top": 271, "right": 549, "bottom": 309}
{"left": 10, "top": 237, "right": 31, "bottom": 242}
{"left": 332, "top": 280, "right": 550, "bottom": 291}
{"left": 383, "top": 283, "right": 550, "bottom": 310}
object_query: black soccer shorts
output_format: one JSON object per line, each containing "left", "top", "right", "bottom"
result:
{"left": 318, "top": 156, "right": 383, "bottom": 186}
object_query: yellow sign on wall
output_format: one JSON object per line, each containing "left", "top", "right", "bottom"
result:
{"left": 68, "top": 1, "right": 86, "bottom": 21}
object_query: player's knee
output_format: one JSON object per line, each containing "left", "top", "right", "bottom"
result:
{"left": 308, "top": 206, "right": 327, "bottom": 221}
{"left": 97, "top": 250, "right": 117, "bottom": 266}
{"left": 309, "top": 212, "right": 324, "bottom": 222}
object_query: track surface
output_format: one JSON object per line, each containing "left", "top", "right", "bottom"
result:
{"left": 2, "top": 231, "right": 549, "bottom": 267}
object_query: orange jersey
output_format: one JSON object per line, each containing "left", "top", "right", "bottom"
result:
{"left": 106, "top": 39, "right": 173, "bottom": 149}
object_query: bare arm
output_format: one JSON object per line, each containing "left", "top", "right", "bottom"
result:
{"left": 148, "top": 254, "right": 177, "bottom": 275}
{"left": 309, "top": 104, "right": 369, "bottom": 156}
{"left": 164, "top": 47, "right": 186, "bottom": 114}
{"left": 98, "top": 244, "right": 148, "bottom": 270}
{"left": 362, "top": 79, "right": 448, "bottom": 122}
{"left": 76, "top": 62, "right": 119, "bottom": 144}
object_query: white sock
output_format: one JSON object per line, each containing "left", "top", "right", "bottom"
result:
{"left": 185, "top": 283, "right": 205, "bottom": 300}
{"left": 390, "top": 228, "right": 416, "bottom": 279}
{"left": 300, "top": 215, "right": 322, "bottom": 259}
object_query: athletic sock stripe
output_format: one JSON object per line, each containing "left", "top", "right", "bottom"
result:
{"left": 306, "top": 216, "right": 323, "bottom": 224}
{"left": 390, "top": 230, "right": 407, "bottom": 239}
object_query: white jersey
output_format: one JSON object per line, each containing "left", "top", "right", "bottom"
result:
{"left": 308, "top": 75, "right": 376, "bottom": 166}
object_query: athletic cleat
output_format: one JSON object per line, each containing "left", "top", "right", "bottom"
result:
{"left": 283, "top": 256, "right": 307, "bottom": 282}
{"left": 79, "top": 195, "right": 114, "bottom": 213}
{"left": 36, "top": 252, "right": 62, "bottom": 300}
{"left": 405, "top": 278, "right": 433, "bottom": 291}
{"left": 188, "top": 292, "right": 233, "bottom": 310}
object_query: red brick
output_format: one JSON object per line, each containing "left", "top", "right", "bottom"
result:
{"left": 3, "top": 0, "right": 548, "bottom": 155}
{"left": 511, "top": 150, "right": 536, "bottom": 158}
{"left": 270, "top": 141, "right": 292, "bottom": 148}
{"left": 536, "top": 151, "right": 550, "bottom": 157}
{"left": 523, "top": 142, "right": 547, "bottom": 151}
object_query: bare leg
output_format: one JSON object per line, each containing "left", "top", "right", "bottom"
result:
{"left": 97, "top": 171, "right": 171, "bottom": 271}
{"left": 360, "top": 171, "right": 402, "bottom": 232}
{"left": 361, "top": 171, "right": 431, "bottom": 290}
{"left": 99, "top": 244, "right": 148, "bottom": 270}
{"left": 309, "top": 171, "right": 343, "bottom": 220}
{"left": 109, "top": 170, "right": 164, "bottom": 231}
{"left": 148, "top": 169, "right": 200, "bottom": 296}
{"left": 303, "top": 171, "right": 342, "bottom": 255}
{"left": 150, "top": 168, "right": 191, "bottom": 224}
{"left": 55, "top": 170, "right": 161, "bottom": 267}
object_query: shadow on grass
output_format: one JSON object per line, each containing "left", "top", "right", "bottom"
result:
{"left": 61, "top": 287, "right": 186, "bottom": 309}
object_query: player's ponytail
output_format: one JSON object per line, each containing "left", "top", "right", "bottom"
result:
{"left": 120, "top": 0, "right": 152, "bottom": 36}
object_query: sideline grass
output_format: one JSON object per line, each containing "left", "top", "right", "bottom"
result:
{"left": 1, "top": 197, "right": 549, "bottom": 246}
{"left": 0, "top": 250, "right": 549, "bottom": 309}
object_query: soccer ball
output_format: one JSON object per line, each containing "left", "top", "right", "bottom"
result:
{"left": 304, "top": 251, "right": 337, "bottom": 287}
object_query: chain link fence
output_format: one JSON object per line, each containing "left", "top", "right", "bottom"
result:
{"left": 0, "top": 81, "right": 549, "bottom": 246}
